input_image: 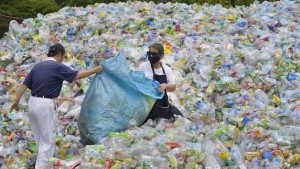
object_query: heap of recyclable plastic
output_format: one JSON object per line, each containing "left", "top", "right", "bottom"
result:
{"left": 1, "top": 0, "right": 300, "bottom": 168}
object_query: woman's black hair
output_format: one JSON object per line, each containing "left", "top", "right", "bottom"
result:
{"left": 47, "top": 43, "right": 65, "bottom": 57}
{"left": 149, "top": 43, "right": 164, "bottom": 58}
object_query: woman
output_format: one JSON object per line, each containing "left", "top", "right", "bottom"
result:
{"left": 139, "top": 43, "right": 182, "bottom": 124}
{"left": 10, "top": 43, "right": 103, "bottom": 169}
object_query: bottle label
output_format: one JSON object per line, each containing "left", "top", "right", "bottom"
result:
{"left": 244, "top": 152, "right": 261, "bottom": 161}
{"left": 205, "top": 165, "right": 221, "bottom": 169}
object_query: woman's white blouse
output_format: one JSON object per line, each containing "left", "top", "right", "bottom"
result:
{"left": 138, "top": 61, "right": 175, "bottom": 84}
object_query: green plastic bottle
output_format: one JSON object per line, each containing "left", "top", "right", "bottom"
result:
{"left": 108, "top": 130, "right": 130, "bottom": 139}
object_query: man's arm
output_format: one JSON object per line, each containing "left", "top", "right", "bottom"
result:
{"left": 10, "top": 84, "right": 28, "bottom": 112}
{"left": 75, "top": 65, "right": 103, "bottom": 80}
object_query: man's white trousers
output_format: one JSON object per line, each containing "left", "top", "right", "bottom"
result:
{"left": 28, "top": 96, "right": 58, "bottom": 169}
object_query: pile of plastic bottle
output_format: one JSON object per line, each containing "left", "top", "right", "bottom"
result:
{"left": 0, "top": 0, "right": 300, "bottom": 168}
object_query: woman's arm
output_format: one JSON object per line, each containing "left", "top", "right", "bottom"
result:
{"left": 159, "top": 83, "right": 176, "bottom": 92}
{"left": 163, "top": 64, "right": 177, "bottom": 92}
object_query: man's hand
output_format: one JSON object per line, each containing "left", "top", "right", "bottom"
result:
{"left": 10, "top": 101, "right": 19, "bottom": 113}
{"left": 9, "top": 83, "right": 27, "bottom": 113}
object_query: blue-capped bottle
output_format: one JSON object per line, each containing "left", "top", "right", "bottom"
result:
{"left": 286, "top": 73, "right": 298, "bottom": 81}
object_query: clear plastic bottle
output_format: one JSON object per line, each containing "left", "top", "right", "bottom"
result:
{"left": 231, "top": 145, "right": 247, "bottom": 169}
{"left": 128, "top": 119, "right": 137, "bottom": 129}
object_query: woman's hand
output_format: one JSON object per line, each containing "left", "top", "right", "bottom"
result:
{"left": 159, "top": 83, "right": 176, "bottom": 92}
{"left": 159, "top": 83, "right": 168, "bottom": 92}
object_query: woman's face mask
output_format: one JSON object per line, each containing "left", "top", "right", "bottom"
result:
{"left": 147, "top": 51, "right": 161, "bottom": 65}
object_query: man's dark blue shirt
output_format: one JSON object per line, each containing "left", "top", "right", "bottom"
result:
{"left": 23, "top": 58, "right": 78, "bottom": 98}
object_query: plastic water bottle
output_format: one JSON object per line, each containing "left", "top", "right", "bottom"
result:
{"left": 128, "top": 119, "right": 137, "bottom": 129}
{"left": 231, "top": 145, "right": 247, "bottom": 169}
{"left": 108, "top": 131, "right": 130, "bottom": 139}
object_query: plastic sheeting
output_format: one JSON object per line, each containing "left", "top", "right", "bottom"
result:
{"left": 78, "top": 53, "right": 163, "bottom": 145}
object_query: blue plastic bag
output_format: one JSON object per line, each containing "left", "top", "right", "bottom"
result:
{"left": 78, "top": 53, "right": 163, "bottom": 145}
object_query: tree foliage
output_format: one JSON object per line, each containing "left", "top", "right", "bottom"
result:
{"left": 0, "top": 0, "right": 60, "bottom": 37}
{"left": 1, "top": 0, "right": 60, "bottom": 18}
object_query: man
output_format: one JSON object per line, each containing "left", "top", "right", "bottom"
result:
{"left": 10, "top": 43, "right": 102, "bottom": 169}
